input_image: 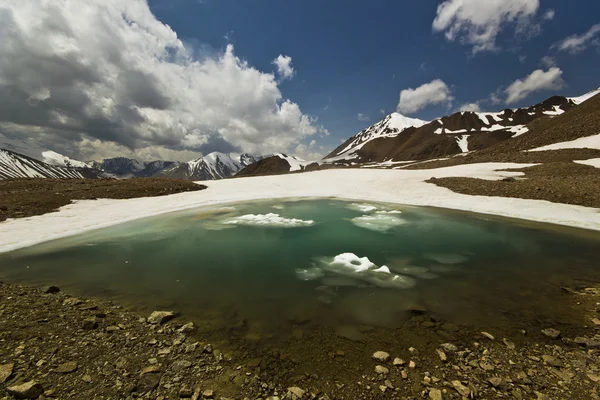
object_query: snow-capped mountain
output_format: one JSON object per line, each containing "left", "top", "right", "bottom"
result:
{"left": 0, "top": 133, "right": 90, "bottom": 169}
{"left": 89, "top": 158, "right": 180, "bottom": 178}
{"left": 324, "top": 94, "right": 585, "bottom": 164}
{"left": 160, "top": 152, "right": 259, "bottom": 181}
{"left": 0, "top": 148, "right": 99, "bottom": 179}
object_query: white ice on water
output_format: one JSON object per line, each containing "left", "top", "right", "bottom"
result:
{"left": 223, "top": 213, "right": 314, "bottom": 228}
{"left": 346, "top": 203, "right": 378, "bottom": 213}
{"left": 351, "top": 213, "right": 409, "bottom": 232}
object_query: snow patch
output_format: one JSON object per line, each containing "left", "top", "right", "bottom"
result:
{"left": 528, "top": 133, "right": 600, "bottom": 152}
{"left": 455, "top": 135, "right": 470, "bottom": 153}
{"left": 569, "top": 88, "right": 600, "bottom": 105}
{"left": 223, "top": 213, "right": 314, "bottom": 228}
{"left": 574, "top": 158, "right": 600, "bottom": 169}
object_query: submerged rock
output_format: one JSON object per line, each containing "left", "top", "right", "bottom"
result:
{"left": 42, "top": 285, "right": 60, "bottom": 294}
{"left": 147, "top": 311, "right": 178, "bottom": 324}
{"left": 541, "top": 328, "right": 561, "bottom": 339}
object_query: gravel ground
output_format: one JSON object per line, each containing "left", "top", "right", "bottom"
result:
{"left": 0, "top": 178, "right": 206, "bottom": 222}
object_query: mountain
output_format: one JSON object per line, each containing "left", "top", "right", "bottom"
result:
{"left": 160, "top": 152, "right": 260, "bottom": 180}
{"left": 236, "top": 153, "right": 310, "bottom": 177}
{"left": 89, "top": 158, "right": 180, "bottom": 178}
{"left": 324, "top": 95, "right": 580, "bottom": 165}
{"left": 0, "top": 148, "right": 100, "bottom": 179}
{"left": 0, "top": 133, "right": 90, "bottom": 169}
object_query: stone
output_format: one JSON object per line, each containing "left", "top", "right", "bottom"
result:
{"left": 451, "top": 380, "right": 470, "bottom": 397}
{"left": 177, "top": 322, "right": 195, "bottom": 333}
{"left": 429, "top": 388, "right": 443, "bottom": 400}
{"left": 147, "top": 311, "right": 177, "bottom": 324}
{"left": 246, "top": 357, "right": 262, "bottom": 368}
{"left": 591, "top": 318, "right": 600, "bottom": 326}
{"left": 171, "top": 359, "right": 192, "bottom": 371}
{"left": 82, "top": 317, "right": 98, "bottom": 330}
{"left": 480, "top": 331, "right": 495, "bottom": 340}
{"left": 137, "top": 374, "right": 160, "bottom": 394}
{"left": 63, "top": 297, "right": 82, "bottom": 306}
{"left": 42, "top": 286, "right": 60, "bottom": 294}
{"left": 541, "top": 328, "right": 561, "bottom": 339}
{"left": 141, "top": 365, "right": 161, "bottom": 375}
{"left": 480, "top": 361, "right": 495, "bottom": 371}
{"left": 502, "top": 338, "right": 516, "bottom": 349}
{"left": 408, "top": 360, "right": 416, "bottom": 369}
{"left": 379, "top": 385, "right": 387, "bottom": 393}
{"left": 574, "top": 336, "right": 600, "bottom": 348}
{"left": 105, "top": 326, "right": 120, "bottom": 333}
{"left": 542, "top": 355, "right": 564, "bottom": 368}
{"left": 179, "top": 384, "right": 193, "bottom": 398}
{"left": 372, "top": 351, "right": 390, "bottom": 362}
{"left": 56, "top": 361, "right": 78, "bottom": 373}
{"left": 6, "top": 381, "right": 44, "bottom": 399}
{"left": 407, "top": 304, "right": 427, "bottom": 314}
{"left": 436, "top": 349, "right": 447, "bottom": 362}
{"left": 0, "top": 363, "right": 14, "bottom": 383}
{"left": 393, "top": 357, "right": 405, "bottom": 366}
{"left": 401, "top": 370, "right": 408, "bottom": 379}
{"left": 203, "top": 344, "right": 213, "bottom": 354}
{"left": 440, "top": 343, "right": 457, "bottom": 353}
{"left": 286, "top": 387, "right": 304, "bottom": 400}
{"left": 375, "top": 365, "right": 389, "bottom": 374}
{"left": 82, "top": 375, "right": 92, "bottom": 383}
{"left": 488, "top": 377, "right": 503, "bottom": 388}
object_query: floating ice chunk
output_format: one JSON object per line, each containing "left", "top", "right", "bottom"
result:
{"left": 330, "top": 253, "right": 376, "bottom": 272}
{"left": 389, "top": 265, "right": 438, "bottom": 279}
{"left": 347, "top": 203, "right": 378, "bottom": 213}
{"left": 375, "top": 210, "right": 403, "bottom": 215}
{"left": 425, "top": 253, "right": 468, "bottom": 264}
{"left": 272, "top": 204, "right": 285, "bottom": 210}
{"left": 223, "top": 213, "right": 314, "bottom": 228}
{"left": 373, "top": 266, "right": 391, "bottom": 274}
{"left": 351, "top": 214, "right": 408, "bottom": 232}
{"left": 296, "top": 268, "right": 325, "bottom": 281}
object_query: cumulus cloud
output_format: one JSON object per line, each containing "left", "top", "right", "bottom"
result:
{"left": 459, "top": 103, "right": 481, "bottom": 112}
{"left": 505, "top": 67, "right": 565, "bottom": 104}
{"left": 554, "top": 24, "right": 600, "bottom": 54}
{"left": 0, "top": 0, "right": 319, "bottom": 161}
{"left": 272, "top": 55, "right": 295, "bottom": 80}
{"left": 540, "top": 56, "right": 556, "bottom": 68}
{"left": 357, "top": 113, "right": 370, "bottom": 121}
{"left": 432, "top": 0, "right": 543, "bottom": 53}
{"left": 397, "top": 79, "right": 454, "bottom": 114}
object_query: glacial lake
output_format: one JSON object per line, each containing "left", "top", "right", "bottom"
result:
{"left": 1, "top": 199, "right": 600, "bottom": 349}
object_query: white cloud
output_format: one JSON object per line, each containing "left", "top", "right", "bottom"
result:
{"left": 397, "top": 79, "right": 454, "bottom": 114}
{"left": 357, "top": 113, "right": 370, "bottom": 121}
{"left": 554, "top": 24, "right": 600, "bottom": 54}
{"left": 432, "top": 0, "right": 541, "bottom": 53}
{"left": 0, "top": 0, "right": 318, "bottom": 161}
{"left": 272, "top": 54, "right": 295, "bottom": 80}
{"left": 293, "top": 143, "right": 324, "bottom": 161}
{"left": 540, "top": 56, "right": 556, "bottom": 68}
{"left": 542, "top": 9, "right": 555, "bottom": 21}
{"left": 505, "top": 67, "right": 565, "bottom": 104}
{"left": 459, "top": 103, "right": 481, "bottom": 112}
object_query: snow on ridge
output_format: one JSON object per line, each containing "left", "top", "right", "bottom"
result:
{"left": 0, "top": 133, "right": 89, "bottom": 169}
{"left": 276, "top": 153, "right": 307, "bottom": 172}
{"left": 574, "top": 158, "right": 600, "bottom": 169}
{"left": 0, "top": 149, "right": 85, "bottom": 179}
{"left": 569, "top": 88, "right": 600, "bottom": 105}
{"left": 528, "top": 133, "right": 600, "bottom": 152}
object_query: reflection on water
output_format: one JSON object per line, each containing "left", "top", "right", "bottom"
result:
{"left": 1, "top": 199, "right": 600, "bottom": 347}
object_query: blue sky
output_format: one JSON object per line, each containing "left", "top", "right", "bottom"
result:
{"left": 149, "top": 0, "right": 600, "bottom": 154}
{"left": 1, "top": 1, "right": 599, "bottom": 161}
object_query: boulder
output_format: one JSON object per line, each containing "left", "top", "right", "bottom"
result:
{"left": 0, "top": 363, "right": 14, "bottom": 383}
{"left": 147, "top": 311, "right": 177, "bottom": 324}
{"left": 7, "top": 381, "right": 44, "bottom": 399}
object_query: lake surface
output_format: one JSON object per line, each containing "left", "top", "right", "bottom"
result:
{"left": 1, "top": 199, "right": 599, "bottom": 348}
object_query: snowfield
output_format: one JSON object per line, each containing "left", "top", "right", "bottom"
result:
{"left": 528, "top": 133, "right": 600, "bottom": 152}
{"left": 1, "top": 163, "right": 600, "bottom": 253}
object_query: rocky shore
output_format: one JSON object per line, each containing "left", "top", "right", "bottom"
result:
{"left": 1, "top": 282, "right": 600, "bottom": 399}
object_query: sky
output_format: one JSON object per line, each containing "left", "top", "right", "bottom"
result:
{"left": 0, "top": 0, "right": 598, "bottom": 162}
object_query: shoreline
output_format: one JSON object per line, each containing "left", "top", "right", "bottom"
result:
{"left": 1, "top": 165, "right": 600, "bottom": 254}
{"left": 2, "top": 281, "right": 600, "bottom": 399}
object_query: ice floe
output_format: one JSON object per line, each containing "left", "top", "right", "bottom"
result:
{"left": 351, "top": 213, "right": 408, "bottom": 232}
{"left": 296, "top": 253, "right": 416, "bottom": 290}
{"left": 223, "top": 213, "right": 314, "bottom": 228}
{"left": 347, "top": 203, "right": 378, "bottom": 212}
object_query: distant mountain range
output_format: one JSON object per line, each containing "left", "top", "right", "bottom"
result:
{"left": 1, "top": 87, "right": 598, "bottom": 181}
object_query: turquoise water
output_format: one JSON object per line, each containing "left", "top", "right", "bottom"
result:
{"left": 1, "top": 199, "right": 599, "bottom": 344}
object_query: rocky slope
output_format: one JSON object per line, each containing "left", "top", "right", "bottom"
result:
{"left": 235, "top": 153, "right": 308, "bottom": 177}
{"left": 0, "top": 149, "right": 100, "bottom": 180}
{"left": 88, "top": 158, "right": 181, "bottom": 178}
